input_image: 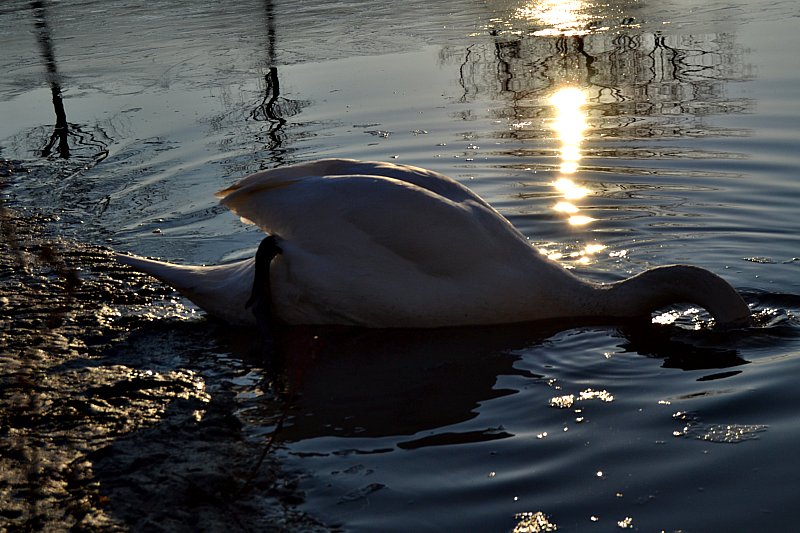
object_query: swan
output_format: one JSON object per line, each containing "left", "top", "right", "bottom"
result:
{"left": 115, "top": 159, "right": 751, "bottom": 328}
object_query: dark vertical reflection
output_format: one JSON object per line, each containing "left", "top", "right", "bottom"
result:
{"left": 249, "top": 0, "right": 291, "bottom": 162}
{"left": 457, "top": 44, "right": 475, "bottom": 102}
{"left": 31, "top": 0, "right": 69, "bottom": 159}
{"left": 264, "top": 0, "right": 276, "bottom": 64}
{"left": 251, "top": 66, "right": 288, "bottom": 152}
{"left": 444, "top": 27, "right": 753, "bottom": 152}
{"left": 212, "top": 0, "right": 307, "bottom": 175}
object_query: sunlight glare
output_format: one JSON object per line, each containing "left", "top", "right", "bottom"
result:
{"left": 553, "top": 201, "right": 579, "bottom": 214}
{"left": 550, "top": 87, "right": 587, "bottom": 173}
{"left": 584, "top": 243, "right": 607, "bottom": 255}
{"left": 516, "top": 0, "right": 593, "bottom": 36}
{"left": 559, "top": 144, "right": 582, "bottom": 163}
{"left": 553, "top": 177, "right": 589, "bottom": 200}
{"left": 568, "top": 215, "right": 595, "bottom": 226}
{"left": 560, "top": 160, "right": 579, "bottom": 174}
{"left": 549, "top": 86, "right": 593, "bottom": 225}
{"left": 550, "top": 86, "right": 587, "bottom": 109}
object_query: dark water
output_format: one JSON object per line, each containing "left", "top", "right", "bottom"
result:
{"left": 2, "top": 0, "right": 799, "bottom": 530}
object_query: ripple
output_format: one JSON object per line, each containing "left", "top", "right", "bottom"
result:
{"left": 672, "top": 411, "right": 768, "bottom": 443}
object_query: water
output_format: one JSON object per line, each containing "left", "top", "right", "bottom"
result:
{"left": 2, "top": 0, "right": 799, "bottom": 530}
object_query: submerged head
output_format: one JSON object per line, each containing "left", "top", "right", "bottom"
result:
{"left": 604, "top": 265, "right": 752, "bottom": 328}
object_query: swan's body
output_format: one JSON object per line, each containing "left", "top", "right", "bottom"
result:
{"left": 115, "top": 159, "right": 751, "bottom": 328}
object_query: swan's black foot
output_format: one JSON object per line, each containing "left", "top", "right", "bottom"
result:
{"left": 246, "top": 235, "right": 283, "bottom": 350}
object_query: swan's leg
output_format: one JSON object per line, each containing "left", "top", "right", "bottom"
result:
{"left": 246, "top": 235, "right": 282, "bottom": 338}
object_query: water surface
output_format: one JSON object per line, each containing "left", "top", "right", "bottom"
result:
{"left": 1, "top": 0, "right": 799, "bottom": 530}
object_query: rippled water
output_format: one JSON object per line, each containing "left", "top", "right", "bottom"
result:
{"left": 2, "top": 0, "right": 799, "bottom": 530}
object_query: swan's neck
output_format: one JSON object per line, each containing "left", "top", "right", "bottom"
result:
{"left": 592, "top": 265, "right": 751, "bottom": 327}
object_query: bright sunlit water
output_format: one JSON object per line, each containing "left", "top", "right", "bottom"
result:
{"left": 2, "top": 0, "right": 799, "bottom": 530}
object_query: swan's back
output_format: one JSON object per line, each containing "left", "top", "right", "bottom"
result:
{"left": 216, "top": 159, "right": 491, "bottom": 208}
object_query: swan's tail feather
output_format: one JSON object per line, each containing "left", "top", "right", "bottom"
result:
{"left": 113, "top": 252, "right": 257, "bottom": 326}
{"left": 114, "top": 253, "right": 199, "bottom": 291}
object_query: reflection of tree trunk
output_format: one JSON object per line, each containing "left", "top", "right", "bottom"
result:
{"left": 264, "top": 67, "right": 284, "bottom": 125}
{"left": 264, "top": 0, "right": 276, "bottom": 66}
{"left": 251, "top": 1, "right": 287, "bottom": 154}
{"left": 494, "top": 41, "right": 517, "bottom": 93}
{"left": 493, "top": 41, "right": 522, "bottom": 119}
{"left": 458, "top": 44, "right": 474, "bottom": 102}
{"left": 572, "top": 36, "right": 597, "bottom": 82}
{"left": 251, "top": 67, "right": 288, "bottom": 151}
{"left": 236, "top": 0, "right": 306, "bottom": 167}
{"left": 31, "top": 0, "right": 69, "bottom": 159}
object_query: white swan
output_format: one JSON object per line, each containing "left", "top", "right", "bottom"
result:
{"left": 115, "top": 159, "right": 751, "bottom": 328}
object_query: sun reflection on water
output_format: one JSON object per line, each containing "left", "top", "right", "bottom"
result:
{"left": 549, "top": 87, "right": 595, "bottom": 228}
{"left": 543, "top": 86, "right": 609, "bottom": 264}
{"left": 538, "top": 241, "right": 607, "bottom": 267}
{"left": 553, "top": 177, "right": 589, "bottom": 200}
{"left": 550, "top": 87, "right": 587, "bottom": 178}
{"left": 553, "top": 201, "right": 579, "bottom": 214}
{"left": 516, "top": 0, "right": 597, "bottom": 36}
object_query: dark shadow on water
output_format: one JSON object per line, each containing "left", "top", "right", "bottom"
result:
{"left": 266, "top": 325, "right": 545, "bottom": 443}
{"left": 617, "top": 321, "right": 749, "bottom": 373}
{"left": 207, "top": 318, "right": 754, "bottom": 446}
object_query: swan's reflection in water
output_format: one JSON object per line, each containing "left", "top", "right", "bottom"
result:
{"left": 217, "top": 320, "right": 749, "bottom": 447}
{"left": 267, "top": 325, "right": 545, "bottom": 445}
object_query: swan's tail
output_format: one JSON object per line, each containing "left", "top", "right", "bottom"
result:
{"left": 113, "top": 253, "right": 257, "bottom": 326}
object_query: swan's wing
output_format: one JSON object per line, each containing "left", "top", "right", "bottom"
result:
{"left": 215, "top": 160, "right": 560, "bottom": 326}
{"left": 220, "top": 170, "right": 525, "bottom": 262}
{"left": 216, "top": 158, "right": 492, "bottom": 208}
